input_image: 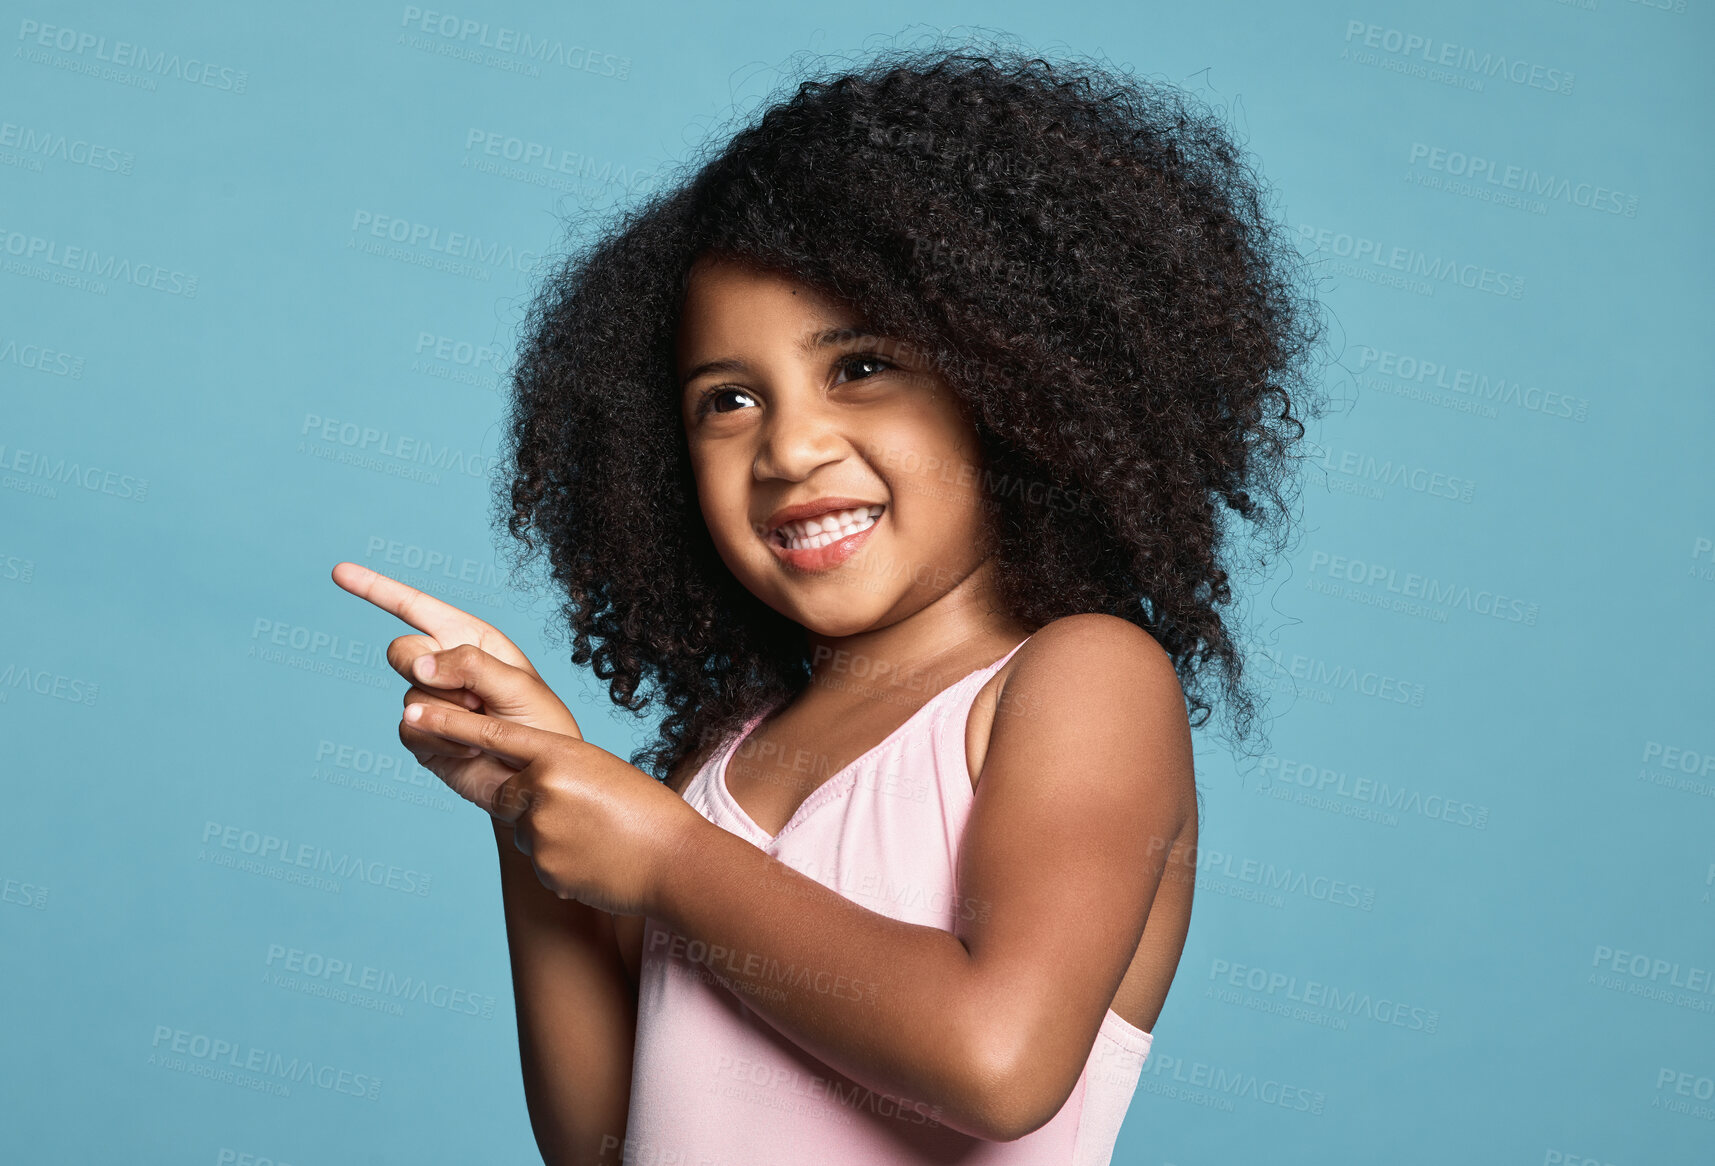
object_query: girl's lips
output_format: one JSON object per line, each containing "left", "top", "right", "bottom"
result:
{"left": 766, "top": 508, "right": 883, "bottom": 572}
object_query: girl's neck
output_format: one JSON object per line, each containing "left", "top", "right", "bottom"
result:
{"left": 801, "top": 557, "right": 1034, "bottom": 699}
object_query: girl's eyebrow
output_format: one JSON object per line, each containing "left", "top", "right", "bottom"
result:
{"left": 679, "top": 322, "right": 884, "bottom": 389}
{"left": 803, "top": 323, "right": 880, "bottom": 349}
{"left": 680, "top": 356, "right": 748, "bottom": 388}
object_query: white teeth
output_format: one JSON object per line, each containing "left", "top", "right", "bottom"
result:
{"left": 776, "top": 506, "right": 883, "bottom": 551}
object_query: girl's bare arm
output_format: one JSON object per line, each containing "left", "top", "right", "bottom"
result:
{"left": 503, "top": 750, "right": 705, "bottom": 1164}
{"left": 329, "top": 564, "right": 642, "bottom": 1162}
{"left": 494, "top": 816, "right": 637, "bottom": 1166}
{"left": 647, "top": 614, "right": 1195, "bottom": 1142}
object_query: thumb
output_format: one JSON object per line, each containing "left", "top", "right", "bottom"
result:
{"left": 411, "top": 642, "right": 581, "bottom": 739}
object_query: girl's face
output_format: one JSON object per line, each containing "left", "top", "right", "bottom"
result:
{"left": 676, "top": 255, "right": 995, "bottom": 639}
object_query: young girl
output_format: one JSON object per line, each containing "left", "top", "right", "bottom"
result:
{"left": 335, "top": 44, "right": 1323, "bottom": 1166}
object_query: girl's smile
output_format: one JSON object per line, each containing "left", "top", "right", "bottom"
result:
{"left": 764, "top": 500, "right": 886, "bottom": 571}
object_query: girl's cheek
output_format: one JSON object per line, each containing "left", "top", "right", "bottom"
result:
{"left": 691, "top": 462, "right": 752, "bottom": 547}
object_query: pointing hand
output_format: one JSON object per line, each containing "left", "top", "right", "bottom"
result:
{"left": 330, "top": 561, "right": 583, "bottom": 808}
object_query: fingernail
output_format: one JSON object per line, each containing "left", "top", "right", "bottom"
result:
{"left": 414, "top": 656, "right": 437, "bottom": 681}
{"left": 404, "top": 704, "right": 425, "bottom": 723}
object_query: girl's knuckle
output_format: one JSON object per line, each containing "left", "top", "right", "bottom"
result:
{"left": 496, "top": 780, "right": 530, "bottom": 819}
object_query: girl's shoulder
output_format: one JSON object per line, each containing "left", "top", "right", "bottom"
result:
{"left": 966, "top": 613, "right": 1184, "bottom": 788}
{"left": 1001, "top": 613, "right": 1178, "bottom": 697}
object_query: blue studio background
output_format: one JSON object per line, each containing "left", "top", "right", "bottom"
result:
{"left": 3, "top": 1, "right": 1712, "bottom": 1163}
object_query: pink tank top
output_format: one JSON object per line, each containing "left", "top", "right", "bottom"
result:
{"left": 626, "top": 639, "right": 1154, "bottom": 1164}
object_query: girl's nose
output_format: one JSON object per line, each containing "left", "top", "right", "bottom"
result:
{"left": 753, "top": 396, "right": 847, "bottom": 481}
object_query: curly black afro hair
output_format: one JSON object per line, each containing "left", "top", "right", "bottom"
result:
{"left": 497, "top": 41, "right": 1330, "bottom": 781}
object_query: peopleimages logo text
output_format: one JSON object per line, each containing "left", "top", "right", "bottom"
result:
{"left": 15, "top": 19, "right": 249, "bottom": 92}
{"left": 1342, "top": 21, "right": 1573, "bottom": 94}
{"left": 398, "top": 8, "right": 629, "bottom": 78}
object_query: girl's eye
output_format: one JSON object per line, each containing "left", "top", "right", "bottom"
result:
{"left": 691, "top": 354, "right": 896, "bottom": 419}
{"left": 694, "top": 386, "right": 756, "bottom": 417}
{"left": 835, "top": 353, "right": 894, "bottom": 383}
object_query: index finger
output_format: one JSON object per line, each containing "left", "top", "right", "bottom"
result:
{"left": 331, "top": 561, "right": 533, "bottom": 672}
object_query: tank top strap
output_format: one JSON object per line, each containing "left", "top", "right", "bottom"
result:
{"left": 915, "top": 633, "right": 1035, "bottom": 801}
{"left": 985, "top": 633, "right": 1032, "bottom": 675}
{"left": 941, "top": 633, "right": 1033, "bottom": 709}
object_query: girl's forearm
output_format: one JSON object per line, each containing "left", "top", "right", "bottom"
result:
{"left": 492, "top": 821, "right": 637, "bottom": 1166}
{"left": 649, "top": 818, "right": 1007, "bottom": 1139}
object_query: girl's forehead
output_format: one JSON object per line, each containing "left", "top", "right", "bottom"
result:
{"left": 686, "top": 253, "right": 820, "bottom": 301}
{"left": 678, "top": 258, "right": 858, "bottom": 343}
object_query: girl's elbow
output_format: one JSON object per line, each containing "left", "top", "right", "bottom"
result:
{"left": 952, "top": 1042, "right": 1075, "bottom": 1143}
{"left": 968, "top": 1084, "right": 1068, "bottom": 1143}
